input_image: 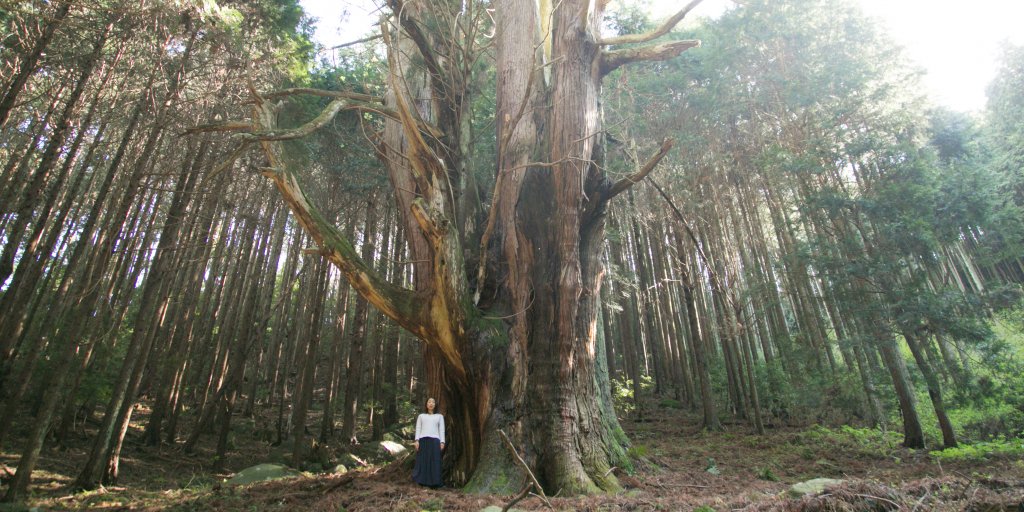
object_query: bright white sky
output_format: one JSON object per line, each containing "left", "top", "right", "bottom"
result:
{"left": 300, "top": 0, "right": 1024, "bottom": 112}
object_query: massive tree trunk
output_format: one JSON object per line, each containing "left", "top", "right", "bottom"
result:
{"left": 202, "top": 0, "right": 702, "bottom": 495}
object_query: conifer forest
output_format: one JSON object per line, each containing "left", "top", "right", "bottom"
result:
{"left": 1, "top": 0, "right": 1024, "bottom": 509}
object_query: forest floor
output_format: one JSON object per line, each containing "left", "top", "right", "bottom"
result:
{"left": 2, "top": 402, "right": 1024, "bottom": 511}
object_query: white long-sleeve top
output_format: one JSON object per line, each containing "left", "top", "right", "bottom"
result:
{"left": 415, "top": 413, "right": 445, "bottom": 443}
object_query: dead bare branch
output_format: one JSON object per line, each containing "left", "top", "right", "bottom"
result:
{"left": 263, "top": 88, "right": 381, "bottom": 103}
{"left": 607, "top": 137, "right": 674, "bottom": 200}
{"left": 649, "top": 178, "right": 738, "bottom": 311}
{"left": 502, "top": 483, "right": 533, "bottom": 512}
{"left": 206, "top": 141, "right": 252, "bottom": 179}
{"left": 181, "top": 121, "right": 252, "bottom": 135}
{"left": 599, "top": 0, "right": 704, "bottom": 46}
{"left": 599, "top": 40, "right": 701, "bottom": 78}
{"left": 251, "top": 96, "right": 425, "bottom": 347}
{"left": 498, "top": 430, "right": 552, "bottom": 510}
{"left": 329, "top": 33, "right": 383, "bottom": 50}
{"left": 241, "top": 99, "right": 348, "bottom": 142}
{"left": 186, "top": 104, "right": 439, "bottom": 143}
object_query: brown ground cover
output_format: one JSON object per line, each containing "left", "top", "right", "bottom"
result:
{"left": 2, "top": 403, "right": 1022, "bottom": 511}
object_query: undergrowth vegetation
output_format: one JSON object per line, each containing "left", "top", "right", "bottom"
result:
{"left": 930, "top": 437, "right": 1024, "bottom": 462}
{"left": 612, "top": 302, "right": 1024, "bottom": 464}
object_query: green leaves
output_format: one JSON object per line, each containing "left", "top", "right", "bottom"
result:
{"left": 196, "top": 0, "right": 243, "bottom": 28}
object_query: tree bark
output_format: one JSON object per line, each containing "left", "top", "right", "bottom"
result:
{"left": 672, "top": 225, "right": 719, "bottom": 430}
{"left": 877, "top": 333, "right": 925, "bottom": 449}
{"left": 291, "top": 255, "right": 330, "bottom": 465}
{"left": 904, "top": 330, "right": 957, "bottom": 448}
{"left": 339, "top": 199, "right": 379, "bottom": 444}
{"left": 0, "top": 22, "right": 108, "bottom": 296}
{"left": 0, "top": 0, "right": 73, "bottom": 129}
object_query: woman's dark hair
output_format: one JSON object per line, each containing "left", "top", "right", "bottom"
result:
{"left": 423, "top": 397, "right": 437, "bottom": 413}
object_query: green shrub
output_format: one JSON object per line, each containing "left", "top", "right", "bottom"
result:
{"left": 950, "top": 402, "right": 1024, "bottom": 440}
{"left": 658, "top": 398, "right": 683, "bottom": 409}
{"left": 795, "top": 425, "right": 900, "bottom": 458}
{"left": 420, "top": 497, "right": 444, "bottom": 511}
{"left": 627, "top": 444, "right": 649, "bottom": 458}
{"left": 704, "top": 457, "right": 720, "bottom": 475}
{"left": 756, "top": 466, "right": 779, "bottom": 481}
{"left": 930, "top": 437, "right": 1024, "bottom": 461}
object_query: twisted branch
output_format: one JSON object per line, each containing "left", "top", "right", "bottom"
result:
{"left": 599, "top": 0, "right": 704, "bottom": 46}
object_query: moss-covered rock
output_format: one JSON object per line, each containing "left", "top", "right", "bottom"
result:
{"left": 378, "top": 440, "right": 407, "bottom": 458}
{"left": 346, "top": 440, "right": 408, "bottom": 465}
{"left": 788, "top": 478, "right": 845, "bottom": 497}
{"left": 225, "top": 463, "right": 302, "bottom": 486}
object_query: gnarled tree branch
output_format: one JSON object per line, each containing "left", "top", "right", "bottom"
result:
{"left": 386, "top": 0, "right": 447, "bottom": 99}
{"left": 185, "top": 92, "right": 442, "bottom": 142}
{"left": 599, "top": 39, "right": 701, "bottom": 77}
{"left": 377, "top": 24, "right": 470, "bottom": 379}
{"left": 599, "top": 0, "right": 704, "bottom": 46}
{"left": 259, "top": 163, "right": 427, "bottom": 335}
{"left": 263, "top": 88, "right": 382, "bottom": 103}
{"left": 244, "top": 98, "right": 348, "bottom": 141}
{"left": 250, "top": 99, "right": 427, "bottom": 344}
{"left": 382, "top": 24, "right": 447, "bottom": 188}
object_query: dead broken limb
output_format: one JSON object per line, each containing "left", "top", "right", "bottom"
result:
{"left": 498, "top": 429, "right": 552, "bottom": 511}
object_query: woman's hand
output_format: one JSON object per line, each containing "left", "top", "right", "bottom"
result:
{"left": 414, "top": 441, "right": 419, "bottom": 452}
{"left": 440, "top": 442, "right": 445, "bottom": 451}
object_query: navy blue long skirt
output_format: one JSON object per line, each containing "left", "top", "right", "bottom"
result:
{"left": 412, "top": 437, "right": 443, "bottom": 487}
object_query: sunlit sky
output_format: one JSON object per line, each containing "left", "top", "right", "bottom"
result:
{"left": 299, "top": 0, "right": 1024, "bottom": 112}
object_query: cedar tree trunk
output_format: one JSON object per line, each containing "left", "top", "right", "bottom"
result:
{"left": 204, "top": 0, "right": 703, "bottom": 495}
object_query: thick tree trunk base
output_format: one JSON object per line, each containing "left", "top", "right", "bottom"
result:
{"left": 443, "top": 320, "right": 628, "bottom": 496}
{"left": 463, "top": 428, "right": 526, "bottom": 495}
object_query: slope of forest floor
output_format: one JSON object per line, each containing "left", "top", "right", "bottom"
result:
{"left": 2, "top": 403, "right": 1023, "bottom": 511}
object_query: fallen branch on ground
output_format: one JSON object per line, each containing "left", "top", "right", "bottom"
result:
{"left": 322, "top": 474, "right": 356, "bottom": 495}
{"left": 498, "top": 429, "right": 552, "bottom": 510}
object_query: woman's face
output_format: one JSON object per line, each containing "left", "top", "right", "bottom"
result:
{"left": 427, "top": 398, "right": 436, "bottom": 413}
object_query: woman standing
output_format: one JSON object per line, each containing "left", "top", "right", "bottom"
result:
{"left": 413, "top": 397, "right": 445, "bottom": 487}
